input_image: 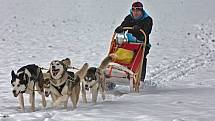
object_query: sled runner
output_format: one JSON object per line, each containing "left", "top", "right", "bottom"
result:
{"left": 106, "top": 27, "right": 147, "bottom": 92}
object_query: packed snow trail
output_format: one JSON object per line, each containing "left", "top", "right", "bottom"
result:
{"left": 144, "top": 22, "right": 215, "bottom": 88}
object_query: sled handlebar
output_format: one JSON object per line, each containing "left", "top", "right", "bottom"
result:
{"left": 122, "top": 27, "right": 147, "bottom": 43}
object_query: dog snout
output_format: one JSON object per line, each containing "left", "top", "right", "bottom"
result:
{"left": 45, "top": 91, "right": 50, "bottom": 97}
{"left": 12, "top": 90, "right": 19, "bottom": 97}
{"left": 52, "top": 66, "right": 56, "bottom": 69}
{"left": 85, "top": 85, "right": 89, "bottom": 91}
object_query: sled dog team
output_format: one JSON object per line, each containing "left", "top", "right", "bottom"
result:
{"left": 10, "top": 54, "right": 116, "bottom": 112}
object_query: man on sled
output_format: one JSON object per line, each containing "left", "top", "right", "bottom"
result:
{"left": 114, "top": 1, "right": 153, "bottom": 87}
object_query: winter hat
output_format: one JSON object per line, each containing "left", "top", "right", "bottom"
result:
{"left": 132, "top": 1, "right": 143, "bottom": 10}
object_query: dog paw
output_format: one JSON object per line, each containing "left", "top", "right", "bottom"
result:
{"left": 18, "top": 108, "right": 25, "bottom": 112}
{"left": 83, "top": 99, "right": 88, "bottom": 104}
{"left": 18, "top": 107, "right": 25, "bottom": 112}
{"left": 64, "top": 103, "right": 68, "bottom": 109}
{"left": 30, "top": 108, "right": 35, "bottom": 112}
{"left": 72, "top": 106, "right": 77, "bottom": 110}
{"left": 83, "top": 101, "right": 88, "bottom": 104}
{"left": 93, "top": 101, "right": 97, "bottom": 105}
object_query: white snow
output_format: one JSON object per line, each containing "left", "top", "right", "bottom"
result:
{"left": 0, "top": 0, "right": 215, "bottom": 121}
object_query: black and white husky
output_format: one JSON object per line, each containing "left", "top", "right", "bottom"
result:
{"left": 82, "top": 54, "right": 116, "bottom": 104}
{"left": 11, "top": 64, "right": 46, "bottom": 112}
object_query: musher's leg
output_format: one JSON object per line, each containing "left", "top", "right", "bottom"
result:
{"left": 141, "top": 58, "right": 147, "bottom": 82}
{"left": 141, "top": 46, "right": 150, "bottom": 82}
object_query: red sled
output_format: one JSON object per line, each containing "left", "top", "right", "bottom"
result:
{"left": 106, "top": 27, "right": 147, "bottom": 92}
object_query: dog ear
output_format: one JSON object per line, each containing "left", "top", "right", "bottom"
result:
{"left": 61, "top": 58, "right": 71, "bottom": 67}
{"left": 11, "top": 70, "right": 16, "bottom": 78}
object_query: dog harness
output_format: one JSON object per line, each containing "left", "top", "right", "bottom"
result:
{"left": 51, "top": 82, "right": 66, "bottom": 96}
{"left": 50, "top": 78, "right": 67, "bottom": 96}
{"left": 67, "top": 72, "right": 80, "bottom": 95}
{"left": 50, "top": 71, "right": 79, "bottom": 96}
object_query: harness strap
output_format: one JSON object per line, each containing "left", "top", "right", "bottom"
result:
{"left": 49, "top": 76, "right": 67, "bottom": 96}
{"left": 41, "top": 66, "right": 80, "bottom": 71}
{"left": 67, "top": 72, "right": 80, "bottom": 94}
{"left": 67, "top": 73, "right": 76, "bottom": 82}
{"left": 51, "top": 82, "right": 66, "bottom": 96}
{"left": 49, "top": 71, "right": 77, "bottom": 96}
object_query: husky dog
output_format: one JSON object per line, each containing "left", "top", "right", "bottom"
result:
{"left": 11, "top": 64, "right": 46, "bottom": 112}
{"left": 82, "top": 54, "right": 116, "bottom": 104}
{"left": 44, "top": 58, "right": 88, "bottom": 109}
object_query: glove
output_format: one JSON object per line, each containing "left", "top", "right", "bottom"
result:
{"left": 115, "top": 26, "right": 123, "bottom": 33}
{"left": 132, "top": 25, "right": 141, "bottom": 32}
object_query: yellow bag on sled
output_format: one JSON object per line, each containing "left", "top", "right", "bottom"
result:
{"left": 114, "top": 48, "right": 134, "bottom": 64}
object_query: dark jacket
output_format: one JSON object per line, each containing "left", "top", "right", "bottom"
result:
{"left": 120, "top": 11, "right": 153, "bottom": 47}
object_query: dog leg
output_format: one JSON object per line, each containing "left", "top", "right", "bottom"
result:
{"left": 18, "top": 93, "right": 25, "bottom": 112}
{"left": 91, "top": 88, "right": 98, "bottom": 104}
{"left": 51, "top": 94, "right": 56, "bottom": 102}
{"left": 71, "top": 89, "right": 78, "bottom": 110}
{"left": 102, "top": 91, "right": 105, "bottom": 101}
{"left": 76, "top": 86, "right": 80, "bottom": 104}
{"left": 36, "top": 83, "right": 47, "bottom": 108}
{"left": 51, "top": 94, "right": 57, "bottom": 107}
{"left": 101, "top": 81, "right": 106, "bottom": 101}
{"left": 29, "top": 94, "right": 32, "bottom": 105}
{"left": 41, "top": 92, "right": 47, "bottom": 108}
{"left": 70, "top": 95, "right": 77, "bottom": 110}
{"left": 30, "top": 92, "right": 35, "bottom": 112}
{"left": 64, "top": 96, "right": 69, "bottom": 109}
{"left": 101, "top": 87, "right": 106, "bottom": 101}
{"left": 81, "top": 83, "right": 87, "bottom": 103}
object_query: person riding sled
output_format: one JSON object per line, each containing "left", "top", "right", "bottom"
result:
{"left": 114, "top": 1, "right": 153, "bottom": 85}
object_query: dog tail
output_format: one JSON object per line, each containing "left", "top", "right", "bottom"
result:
{"left": 75, "top": 63, "right": 89, "bottom": 80}
{"left": 98, "top": 54, "right": 117, "bottom": 70}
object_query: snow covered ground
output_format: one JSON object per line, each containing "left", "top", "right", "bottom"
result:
{"left": 0, "top": 0, "right": 215, "bottom": 121}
